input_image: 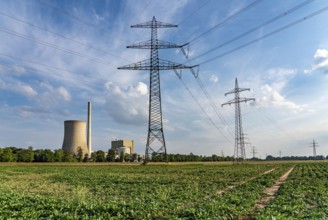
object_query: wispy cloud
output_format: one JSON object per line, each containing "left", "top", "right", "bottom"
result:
{"left": 0, "top": 79, "right": 38, "bottom": 97}
{"left": 304, "top": 48, "right": 328, "bottom": 74}
{"left": 209, "top": 74, "right": 219, "bottom": 83}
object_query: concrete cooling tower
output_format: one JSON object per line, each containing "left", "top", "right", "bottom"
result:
{"left": 62, "top": 120, "right": 89, "bottom": 155}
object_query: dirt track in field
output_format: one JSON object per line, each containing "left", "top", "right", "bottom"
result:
{"left": 255, "top": 166, "right": 295, "bottom": 208}
{"left": 215, "top": 168, "right": 276, "bottom": 196}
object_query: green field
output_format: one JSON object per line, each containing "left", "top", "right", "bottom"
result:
{"left": 0, "top": 162, "right": 327, "bottom": 219}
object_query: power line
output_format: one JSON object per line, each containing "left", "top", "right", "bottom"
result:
{"left": 196, "top": 76, "right": 234, "bottom": 138}
{"left": 178, "top": 0, "right": 211, "bottom": 25}
{"left": 0, "top": 10, "right": 131, "bottom": 62}
{"left": 175, "top": 59, "right": 235, "bottom": 141}
{"left": 0, "top": 27, "right": 113, "bottom": 67}
{"left": 245, "top": 106, "right": 300, "bottom": 152}
{"left": 198, "top": 5, "right": 328, "bottom": 65}
{"left": 138, "top": 0, "right": 153, "bottom": 19}
{"left": 188, "top": 0, "right": 263, "bottom": 44}
{"left": 36, "top": 0, "right": 113, "bottom": 35}
{"left": 0, "top": 53, "right": 107, "bottom": 85}
{"left": 187, "top": 0, "right": 315, "bottom": 63}
{"left": 178, "top": 77, "right": 234, "bottom": 145}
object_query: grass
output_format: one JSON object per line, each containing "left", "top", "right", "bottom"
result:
{"left": 0, "top": 161, "right": 326, "bottom": 219}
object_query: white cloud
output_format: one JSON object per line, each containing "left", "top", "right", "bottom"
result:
{"left": 18, "top": 85, "right": 38, "bottom": 97}
{"left": 266, "top": 68, "right": 296, "bottom": 80}
{"left": 105, "top": 81, "right": 148, "bottom": 125}
{"left": 252, "top": 68, "right": 304, "bottom": 111}
{"left": 258, "top": 84, "right": 304, "bottom": 110}
{"left": 0, "top": 80, "right": 37, "bottom": 97}
{"left": 304, "top": 48, "right": 328, "bottom": 74}
{"left": 57, "top": 87, "right": 71, "bottom": 101}
{"left": 35, "top": 83, "right": 71, "bottom": 107}
{"left": 209, "top": 74, "right": 219, "bottom": 83}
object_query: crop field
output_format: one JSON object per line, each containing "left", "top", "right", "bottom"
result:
{"left": 0, "top": 162, "right": 327, "bottom": 219}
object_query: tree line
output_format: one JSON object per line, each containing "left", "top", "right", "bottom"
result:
{"left": 265, "top": 155, "right": 327, "bottom": 161}
{"left": 1, "top": 146, "right": 326, "bottom": 162}
{"left": 0, "top": 146, "right": 236, "bottom": 162}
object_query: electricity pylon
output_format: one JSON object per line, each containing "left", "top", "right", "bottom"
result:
{"left": 309, "top": 139, "right": 319, "bottom": 157}
{"left": 222, "top": 78, "right": 255, "bottom": 161}
{"left": 118, "top": 17, "right": 197, "bottom": 163}
{"left": 250, "top": 146, "right": 258, "bottom": 158}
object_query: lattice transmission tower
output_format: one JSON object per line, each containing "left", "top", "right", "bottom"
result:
{"left": 250, "top": 146, "right": 258, "bottom": 159}
{"left": 309, "top": 139, "right": 319, "bottom": 157}
{"left": 222, "top": 78, "right": 255, "bottom": 161}
{"left": 118, "top": 17, "right": 197, "bottom": 163}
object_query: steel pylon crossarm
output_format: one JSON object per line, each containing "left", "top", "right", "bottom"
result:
{"left": 118, "top": 59, "right": 197, "bottom": 70}
{"left": 131, "top": 16, "right": 177, "bottom": 28}
{"left": 127, "top": 39, "right": 188, "bottom": 49}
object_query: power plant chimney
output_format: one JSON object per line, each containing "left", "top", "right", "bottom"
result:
{"left": 87, "top": 101, "right": 92, "bottom": 156}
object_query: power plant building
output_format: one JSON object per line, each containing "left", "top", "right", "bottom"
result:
{"left": 111, "top": 140, "right": 134, "bottom": 155}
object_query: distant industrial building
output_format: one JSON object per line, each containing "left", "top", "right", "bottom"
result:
{"left": 111, "top": 140, "right": 134, "bottom": 155}
{"left": 62, "top": 102, "right": 92, "bottom": 156}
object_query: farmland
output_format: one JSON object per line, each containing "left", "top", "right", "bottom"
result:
{"left": 0, "top": 162, "right": 327, "bottom": 219}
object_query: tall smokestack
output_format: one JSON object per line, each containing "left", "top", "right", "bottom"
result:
{"left": 87, "top": 101, "right": 92, "bottom": 156}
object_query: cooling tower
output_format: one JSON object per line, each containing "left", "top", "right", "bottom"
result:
{"left": 62, "top": 120, "right": 89, "bottom": 155}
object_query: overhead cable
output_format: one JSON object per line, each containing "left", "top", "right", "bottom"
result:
{"left": 198, "top": 5, "right": 328, "bottom": 65}
{"left": 0, "top": 27, "right": 113, "bottom": 67}
{"left": 0, "top": 11, "right": 131, "bottom": 62}
{"left": 188, "top": 0, "right": 263, "bottom": 44}
{"left": 178, "top": 77, "right": 234, "bottom": 145}
{"left": 36, "top": 0, "right": 113, "bottom": 35}
{"left": 188, "top": 0, "right": 315, "bottom": 62}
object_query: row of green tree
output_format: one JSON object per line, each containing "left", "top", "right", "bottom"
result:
{"left": 0, "top": 147, "right": 237, "bottom": 162}
{"left": 0, "top": 147, "right": 125, "bottom": 162}
{"left": 265, "top": 155, "right": 327, "bottom": 160}
{"left": 1, "top": 146, "right": 326, "bottom": 163}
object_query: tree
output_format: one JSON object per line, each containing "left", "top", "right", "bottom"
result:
{"left": 131, "top": 153, "right": 138, "bottom": 162}
{"left": 17, "top": 147, "right": 34, "bottom": 162}
{"left": 43, "top": 149, "right": 55, "bottom": 162}
{"left": 34, "top": 149, "right": 44, "bottom": 162}
{"left": 123, "top": 153, "right": 131, "bottom": 162}
{"left": 63, "top": 151, "right": 75, "bottom": 162}
{"left": 83, "top": 153, "right": 89, "bottom": 162}
{"left": 95, "top": 150, "right": 105, "bottom": 162}
{"left": 0, "top": 148, "right": 15, "bottom": 162}
{"left": 106, "top": 149, "right": 116, "bottom": 162}
{"left": 54, "top": 149, "right": 64, "bottom": 162}
{"left": 266, "top": 155, "right": 274, "bottom": 161}
{"left": 90, "top": 152, "right": 97, "bottom": 161}
{"left": 119, "top": 152, "right": 124, "bottom": 162}
{"left": 77, "top": 147, "right": 83, "bottom": 162}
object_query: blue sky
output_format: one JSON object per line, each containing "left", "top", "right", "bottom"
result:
{"left": 0, "top": 0, "right": 328, "bottom": 158}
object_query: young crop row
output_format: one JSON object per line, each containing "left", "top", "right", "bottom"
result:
{"left": 0, "top": 163, "right": 301, "bottom": 219}
{"left": 254, "top": 162, "right": 328, "bottom": 219}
